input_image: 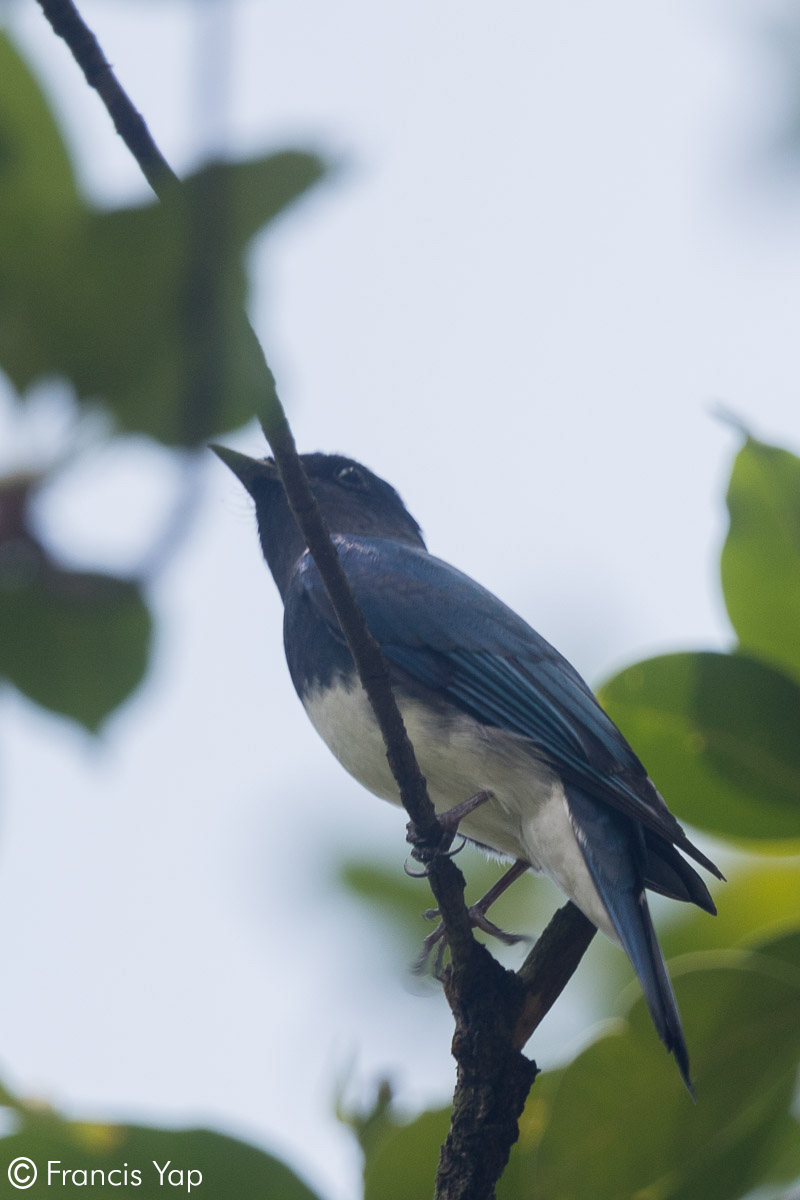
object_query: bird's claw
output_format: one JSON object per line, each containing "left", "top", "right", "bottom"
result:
{"left": 413, "top": 899, "right": 530, "bottom": 978}
{"left": 403, "top": 835, "right": 467, "bottom": 878}
{"left": 412, "top": 858, "right": 531, "bottom": 975}
{"left": 414, "top": 920, "right": 450, "bottom": 978}
{"left": 406, "top": 790, "right": 495, "bottom": 868}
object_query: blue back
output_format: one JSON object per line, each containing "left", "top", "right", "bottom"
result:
{"left": 284, "top": 534, "right": 706, "bottom": 861}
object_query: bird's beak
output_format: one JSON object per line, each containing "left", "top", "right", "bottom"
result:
{"left": 210, "top": 444, "right": 279, "bottom": 496}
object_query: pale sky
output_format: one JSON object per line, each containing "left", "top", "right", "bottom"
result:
{"left": 2, "top": 2, "right": 800, "bottom": 1198}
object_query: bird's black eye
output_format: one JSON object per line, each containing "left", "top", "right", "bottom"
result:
{"left": 334, "top": 464, "right": 367, "bottom": 490}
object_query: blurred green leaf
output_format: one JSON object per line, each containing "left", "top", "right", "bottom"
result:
{"left": 338, "top": 1078, "right": 397, "bottom": 1165}
{"left": 509, "top": 1028, "right": 676, "bottom": 1200}
{"left": 363, "top": 1107, "right": 450, "bottom": 1200}
{"left": 491, "top": 1069, "right": 566, "bottom": 1200}
{"left": 598, "top": 651, "right": 800, "bottom": 844}
{"left": 0, "top": 34, "right": 78, "bottom": 221}
{"left": 0, "top": 1108, "right": 321, "bottom": 1198}
{"left": 721, "top": 437, "right": 800, "bottom": 682}
{"left": 341, "top": 860, "right": 439, "bottom": 950}
{"left": 0, "top": 34, "right": 327, "bottom": 447}
{"left": 498, "top": 937, "right": 800, "bottom": 1200}
{"left": 660, "top": 858, "right": 800, "bottom": 959}
{"left": 757, "top": 1112, "right": 800, "bottom": 1188}
{"left": 752, "top": 924, "right": 800, "bottom": 968}
{"left": 361, "top": 1075, "right": 573, "bottom": 1200}
{"left": 2, "top": 152, "right": 326, "bottom": 446}
{"left": 0, "top": 558, "right": 151, "bottom": 730}
{"left": 643, "top": 954, "right": 800, "bottom": 1200}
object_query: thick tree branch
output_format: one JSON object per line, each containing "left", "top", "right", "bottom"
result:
{"left": 35, "top": 5, "right": 596, "bottom": 1194}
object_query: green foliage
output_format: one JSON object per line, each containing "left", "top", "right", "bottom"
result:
{"left": 0, "top": 34, "right": 78, "bottom": 222}
{"left": 359, "top": 1069, "right": 566, "bottom": 1200}
{"left": 0, "top": 556, "right": 150, "bottom": 731}
{"left": 363, "top": 1107, "right": 452, "bottom": 1200}
{"left": 721, "top": 437, "right": 800, "bottom": 683}
{"left": 0, "top": 1081, "right": 321, "bottom": 1199}
{"left": 2, "top": 152, "right": 324, "bottom": 446}
{"left": 660, "top": 857, "right": 800, "bottom": 957}
{"left": 0, "top": 29, "right": 326, "bottom": 446}
{"left": 499, "top": 931, "right": 800, "bottom": 1200}
{"left": 0, "top": 31, "right": 326, "bottom": 727}
{"left": 598, "top": 651, "right": 800, "bottom": 844}
{"left": 597, "top": 436, "right": 800, "bottom": 853}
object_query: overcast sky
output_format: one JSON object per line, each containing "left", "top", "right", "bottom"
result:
{"left": 2, "top": 2, "right": 800, "bottom": 1198}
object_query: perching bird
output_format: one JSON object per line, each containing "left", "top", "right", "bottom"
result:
{"left": 214, "top": 447, "right": 721, "bottom": 1093}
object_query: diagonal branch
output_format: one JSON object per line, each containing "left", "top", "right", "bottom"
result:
{"left": 515, "top": 902, "right": 596, "bottom": 1048}
{"left": 34, "top": 4, "right": 597, "bottom": 1194}
{"left": 37, "top": 0, "right": 176, "bottom": 196}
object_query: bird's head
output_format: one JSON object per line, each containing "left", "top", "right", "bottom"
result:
{"left": 211, "top": 446, "right": 425, "bottom": 596}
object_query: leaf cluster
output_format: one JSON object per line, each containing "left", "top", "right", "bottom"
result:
{"left": 0, "top": 32, "right": 326, "bottom": 729}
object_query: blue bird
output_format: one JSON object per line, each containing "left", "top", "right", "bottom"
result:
{"left": 214, "top": 447, "right": 721, "bottom": 1094}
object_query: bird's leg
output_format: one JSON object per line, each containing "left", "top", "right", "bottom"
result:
{"left": 406, "top": 789, "right": 495, "bottom": 870}
{"left": 437, "top": 788, "right": 496, "bottom": 835}
{"left": 414, "top": 858, "right": 531, "bottom": 976}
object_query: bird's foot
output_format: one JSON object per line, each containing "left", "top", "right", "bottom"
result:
{"left": 412, "top": 859, "right": 532, "bottom": 977}
{"left": 414, "top": 907, "right": 529, "bottom": 978}
{"left": 437, "top": 788, "right": 496, "bottom": 836}
{"left": 405, "top": 789, "right": 495, "bottom": 872}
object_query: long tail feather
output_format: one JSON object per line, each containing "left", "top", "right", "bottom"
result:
{"left": 596, "top": 876, "right": 695, "bottom": 1098}
{"left": 565, "top": 784, "right": 695, "bottom": 1097}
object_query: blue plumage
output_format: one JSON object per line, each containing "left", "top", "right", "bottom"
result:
{"left": 215, "top": 447, "right": 722, "bottom": 1094}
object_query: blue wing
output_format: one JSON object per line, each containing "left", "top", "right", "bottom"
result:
{"left": 290, "top": 536, "right": 719, "bottom": 877}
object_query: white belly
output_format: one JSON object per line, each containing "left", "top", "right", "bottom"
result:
{"left": 303, "top": 678, "right": 618, "bottom": 941}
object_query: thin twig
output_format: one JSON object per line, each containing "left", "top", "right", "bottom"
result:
{"left": 37, "top": 0, "right": 176, "bottom": 197}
